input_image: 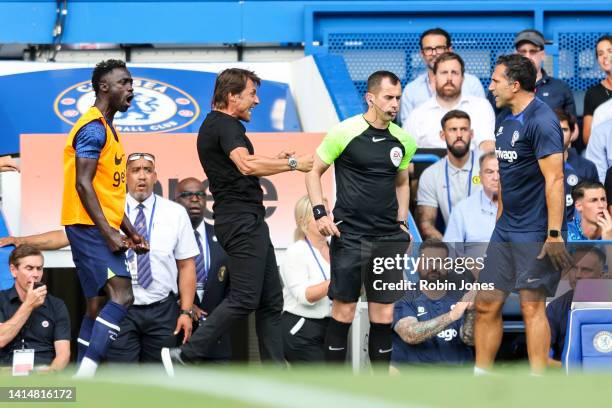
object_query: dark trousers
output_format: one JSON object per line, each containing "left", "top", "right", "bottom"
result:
{"left": 181, "top": 213, "right": 284, "bottom": 362}
{"left": 107, "top": 294, "right": 178, "bottom": 363}
{"left": 282, "top": 312, "right": 329, "bottom": 363}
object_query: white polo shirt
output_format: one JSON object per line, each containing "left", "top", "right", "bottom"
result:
{"left": 404, "top": 94, "right": 495, "bottom": 149}
{"left": 125, "top": 193, "right": 199, "bottom": 305}
{"left": 417, "top": 151, "right": 482, "bottom": 224}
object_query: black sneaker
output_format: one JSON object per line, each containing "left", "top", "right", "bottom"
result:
{"left": 161, "top": 347, "right": 185, "bottom": 377}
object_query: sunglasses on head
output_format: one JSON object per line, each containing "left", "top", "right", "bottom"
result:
{"left": 128, "top": 153, "right": 156, "bottom": 162}
{"left": 178, "top": 191, "right": 206, "bottom": 199}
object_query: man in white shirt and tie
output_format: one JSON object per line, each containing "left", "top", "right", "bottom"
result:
{"left": 107, "top": 153, "right": 199, "bottom": 363}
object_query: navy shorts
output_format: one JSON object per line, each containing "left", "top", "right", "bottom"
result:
{"left": 65, "top": 225, "right": 130, "bottom": 298}
{"left": 329, "top": 230, "right": 410, "bottom": 304}
{"left": 479, "top": 228, "right": 565, "bottom": 297}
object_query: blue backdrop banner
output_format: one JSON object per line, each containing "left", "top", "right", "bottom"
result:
{"left": 0, "top": 66, "right": 300, "bottom": 155}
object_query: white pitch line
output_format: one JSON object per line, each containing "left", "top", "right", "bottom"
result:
{"left": 99, "top": 367, "right": 429, "bottom": 408}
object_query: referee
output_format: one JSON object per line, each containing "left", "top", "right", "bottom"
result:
{"left": 306, "top": 71, "right": 416, "bottom": 366}
{"left": 162, "top": 68, "right": 313, "bottom": 373}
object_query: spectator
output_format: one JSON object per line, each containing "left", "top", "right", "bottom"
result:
{"left": 592, "top": 98, "right": 612, "bottom": 131}
{"left": 585, "top": 117, "right": 612, "bottom": 183}
{"left": 416, "top": 110, "right": 482, "bottom": 239}
{"left": 568, "top": 181, "right": 612, "bottom": 241}
{"left": 391, "top": 239, "right": 475, "bottom": 369}
{"left": 405, "top": 52, "right": 495, "bottom": 151}
{"left": 400, "top": 28, "right": 485, "bottom": 126}
{"left": 0, "top": 156, "right": 19, "bottom": 172}
{"left": 443, "top": 151, "right": 499, "bottom": 258}
{"left": 583, "top": 35, "right": 612, "bottom": 145}
{"left": 546, "top": 245, "right": 605, "bottom": 367}
{"left": 487, "top": 30, "right": 576, "bottom": 120}
{"left": 0, "top": 246, "right": 70, "bottom": 372}
{"left": 279, "top": 196, "right": 331, "bottom": 363}
{"left": 174, "top": 177, "right": 230, "bottom": 361}
{"left": 556, "top": 109, "right": 599, "bottom": 220}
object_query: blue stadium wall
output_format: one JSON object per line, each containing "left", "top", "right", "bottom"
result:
{"left": 3, "top": 1, "right": 609, "bottom": 120}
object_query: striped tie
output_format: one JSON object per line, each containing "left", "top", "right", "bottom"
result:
{"left": 134, "top": 204, "right": 153, "bottom": 288}
{"left": 194, "top": 230, "right": 207, "bottom": 284}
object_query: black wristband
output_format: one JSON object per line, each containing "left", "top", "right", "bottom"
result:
{"left": 397, "top": 220, "right": 408, "bottom": 228}
{"left": 312, "top": 205, "right": 327, "bottom": 220}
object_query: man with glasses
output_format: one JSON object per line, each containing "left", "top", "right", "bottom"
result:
{"left": 400, "top": 28, "right": 485, "bottom": 127}
{"left": 60, "top": 60, "right": 148, "bottom": 377}
{"left": 487, "top": 30, "right": 576, "bottom": 119}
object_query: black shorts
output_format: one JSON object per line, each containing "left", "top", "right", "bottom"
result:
{"left": 329, "top": 230, "right": 410, "bottom": 304}
{"left": 478, "top": 228, "right": 564, "bottom": 297}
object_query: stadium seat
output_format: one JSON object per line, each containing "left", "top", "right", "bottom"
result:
{"left": 562, "top": 280, "right": 612, "bottom": 372}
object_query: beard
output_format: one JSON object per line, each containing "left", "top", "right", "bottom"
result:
{"left": 436, "top": 83, "right": 460, "bottom": 99}
{"left": 446, "top": 140, "right": 470, "bottom": 158}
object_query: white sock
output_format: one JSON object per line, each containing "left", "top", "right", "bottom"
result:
{"left": 474, "top": 366, "right": 490, "bottom": 376}
{"left": 75, "top": 357, "right": 98, "bottom": 378}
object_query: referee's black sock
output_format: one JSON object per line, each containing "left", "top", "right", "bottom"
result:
{"left": 324, "top": 318, "right": 351, "bottom": 363}
{"left": 368, "top": 322, "right": 393, "bottom": 365}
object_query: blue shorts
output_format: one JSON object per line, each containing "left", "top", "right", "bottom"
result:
{"left": 479, "top": 228, "right": 565, "bottom": 297}
{"left": 65, "top": 225, "right": 130, "bottom": 298}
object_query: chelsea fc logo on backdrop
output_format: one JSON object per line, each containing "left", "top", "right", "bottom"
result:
{"left": 54, "top": 77, "right": 200, "bottom": 132}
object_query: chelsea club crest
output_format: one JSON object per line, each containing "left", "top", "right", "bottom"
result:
{"left": 54, "top": 77, "right": 200, "bottom": 132}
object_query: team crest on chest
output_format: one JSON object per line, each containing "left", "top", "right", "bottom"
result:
{"left": 511, "top": 131, "right": 520, "bottom": 147}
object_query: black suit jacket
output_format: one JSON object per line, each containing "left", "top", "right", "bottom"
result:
{"left": 193, "top": 222, "right": 230, "bottom": 360}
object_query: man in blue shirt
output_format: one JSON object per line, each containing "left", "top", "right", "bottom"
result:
{"left": 391, "top": 239, "right": 475, "bottom": 370}
{"left": 567, "top": 181, "right": 612, "bottom": 241}
{"left": 556, "top": 109, "right": 599, "bottom": 221}
{"left": 476, "top": 54, "right": 571, "bottom": 375}
{"left": 444, "top": 151, "right": 499, "bottom": 259}
{"left": 585, "top": 117, "right": 612, "bottom": 183}
{"left": 546, "top": 245, "right": 605, "bottom": 367}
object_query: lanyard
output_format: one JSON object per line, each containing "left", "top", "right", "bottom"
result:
{"left": 127, "top": 194, "right": 157, "bottom": 242}
{"left": 445, "top": 153, "right": 475, "bottom": 214}
{"left": 304, "top": 237, "right": 328, "bottom": 281}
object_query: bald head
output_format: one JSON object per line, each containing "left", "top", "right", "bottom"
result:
{"left": 175, "top": 177, "right": 207, "bottom": 228}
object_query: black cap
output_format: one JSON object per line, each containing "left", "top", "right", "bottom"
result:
{"left": 514, "top": 29, "right": 546, "bottom": 49}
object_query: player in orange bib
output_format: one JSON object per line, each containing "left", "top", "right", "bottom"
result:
{"left": 61, "top": 60, "right": 148, "bottom": 377}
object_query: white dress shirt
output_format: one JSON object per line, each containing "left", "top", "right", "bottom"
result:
{"left": 404, "top": 94, "right": 495, "bottom": 149}
{"left": 400, "top": 71, "right": 485, "bottom": 126}
{"left": 280, "top": 239, "right": 331, "bottom": 319}
{"left": 126, "top": 193, "right": 199, "bottom": 305}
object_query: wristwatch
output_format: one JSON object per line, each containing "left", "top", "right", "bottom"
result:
{"left": 179, "top": 309, "right": 193, "bottom": 318}
{"left": 548, "top": 230, "right": 560, "bottom": 238}
{"left": 288, "top": 156, "right": 298, "bottom": 171}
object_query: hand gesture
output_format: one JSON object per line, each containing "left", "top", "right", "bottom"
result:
{"left": 316, "top": 215, "right": 340, "bottom": 237}
{"left": 597, "top": 209, "right": 612, "bottom": 240}
{"left": 296, "top": 154, "right": 314, "bottom": 172}
{"left": 0, "top": 236, "right": 18, "bottom": 248}
{"left": 537, "top": 236, "right": 571, "bottom": 271}
{"left": 25, "top": 282, "right": 46, "bottom": 309}
{"left": 0, "top": 156, "right": 19, "bottom": 172}
{"left": 449, "top": 299, "right": 471, "bottom": 321}
{"left": 192, "top": 305, "right": 207, "bottom": 322}
{"left": 127, "top": 233, "right": 150, "bottom": 254}
{"left": 174, "top": 314, "right": 193, "bottom": 344}
{"left": 276, "top": 150, "right": 296, "bottom": 159}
